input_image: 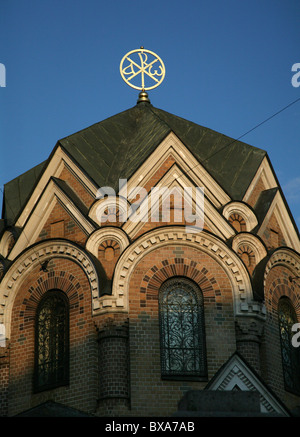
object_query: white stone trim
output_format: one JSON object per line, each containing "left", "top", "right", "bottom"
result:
{"left": 122, "top": 164, "right": 235, "bottom": 241}
{"left": 223, "top": 202, "right": 258, "bottom": 232}
{"left": 232, "top": 233, "right": 267, "bottom": 265}
{"left": 0, "top": 240, "right": 101, "bottom": 339}
{"left": 89, "top": 196, "right": 130, "bottom": 226}
{"left": 86, "top": 228, "right": 130, "bottom": 257}
{"left": 95, "top": 226, "right": 264, "bottom": 318}
{"left": 0, "top": 231, "right": 14, "bottom": 258}
{"left": 121, "top": 132, "right": 231, "bottom": 209}
{"left": 257, "top": 190, "right": 300, "bottom": 252}
{"left": 263, "top": 248, "right": 300, "bottom": 288}
{"left": 15, "top": 146, "right": 98, "bottom": 228}
{"left": 8, "top": 179, "right": 96, "bottom": 261}
{"left": 207, "top": 353, "right": 289, "bottom": 416}
{"left": 243, "top": 156, "right": 277, "bottom": 204}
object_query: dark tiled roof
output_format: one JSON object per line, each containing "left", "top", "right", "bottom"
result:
{"left": 2, "top": 102, "right": 266, "bottom": 225}
{"left": 59, "top": 103, "right": 266, "bottom": 200}
{"left": 253, "top": 187, "right": 279, "bottom": 227}
{"left": 2, "top": 161, "right": 46, "bottom": 226}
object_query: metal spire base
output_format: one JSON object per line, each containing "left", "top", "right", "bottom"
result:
{"left": 137, "top": 90, "right": 150, "bottom": 104}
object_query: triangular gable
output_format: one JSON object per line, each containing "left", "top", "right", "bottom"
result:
{"left": 149, "top": 106, "right": 266, "bottom": 201}
{"left": 4, "top": 103, "right": 268, "bottom": 232}
{"left": 13, "top": 145, "right": 98, "bottom": 230}
{"left": 205, "top": 352, "right": 290, "bottom": 416}
{"left": 243, "top": 156, "right": 299, "bottom": 251}
{"left": 8, "top": 177, "right": 95, "bottom": 260}
{"left": 243, "top": 156, "right": 277, "bottom": 207}
{"left": 122, "top": 131, "right": 231, "bottom": 210}
{"left": 121, "top": 162, "right": 234, "bottom": 240}
{"left": 256, "top": 190, "right": 300, "bottom": 252}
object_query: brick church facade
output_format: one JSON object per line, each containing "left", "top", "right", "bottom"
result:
{"left": 0, "top": 96, "right": 299, "bottom": 416}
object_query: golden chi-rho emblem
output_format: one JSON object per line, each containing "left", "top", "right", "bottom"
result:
{"left": 120, "top": 47, "right": 165, "bottom": 91}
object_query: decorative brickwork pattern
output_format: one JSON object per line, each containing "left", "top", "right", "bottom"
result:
{"left": 1, "top": 113, "right": 299, "bottom": 417}
{"left": 98, "top": 239, "right": 121, "bottom": 279}
{"left": 228, "top": 213, "right": 246, "bottom": 232}
{"left": 6, "top": 258, "right": 99, "bottom": 416}
{"left": 247, "top": 176, "right": 266, "bottom": 208}
{"left": 37, "top": 201, "right": 87, "bottom": 247}
{"left": 262, "top": 264, "right": 300, "bottom": 411}
{"left": 127, "top": 244, "right": 237, "bottom": 416}
{"left": 262, "top": 212, "right": 287, "bottom": 250}
{"left": 0, "top": 348, "right": 9, "bottom": 416}
{"left": 58, "top": 165, "right": 94, "bottom": 209}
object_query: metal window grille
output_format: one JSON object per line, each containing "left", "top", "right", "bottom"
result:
{"left": 159, "top": 277, "right": 207, "bottom": 378}
{"left": 278, "top": 297, "right": 300, "bottom": 395}
{"left": 34, "top": 290, "right": 69, "bottom": 392}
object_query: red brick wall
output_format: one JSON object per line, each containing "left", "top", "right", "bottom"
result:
{"left": 2, "top": 146, "right": 299, "bottom": 417}
{"left": 0, "top": 348, "right": 9, "bottom": 416}
{"left": 58, "top": 166, "right": 94, "bottom": 209}
{"left": 261, "top": 265, "right": 300, "bottom": 411}
{"left": 261, "top": 212, "right": 286, "bottom": 250}
{"left": 97, "top": 240, "right": 121, "bottom": 280}
{"left": 143, "top": 155, "right": 176, "bottom": 195}
{"left": 126, "top": 244, "right": 236, "bottom": 416}
{"left": 36, "top": 201, "right": 87, "bottom": 247}
{"left": 247, "top": 175, "right": 266, "bottom": 208}
{"left": 7, "top": 258, "right": 98, "bottom": 416}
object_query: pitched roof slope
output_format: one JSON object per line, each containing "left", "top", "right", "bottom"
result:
{"left": 59, "top": 102, "right": 266, "bottom": 199}
{"left": 2, "top": 161, "right": 46, "bottom": 226}
{"left": 3, "top": 102, "right": 266, "bottom": 225}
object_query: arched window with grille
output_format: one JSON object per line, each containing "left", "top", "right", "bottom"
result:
{"left": 278, "top": 296, "right": 300, "bottom": 395}
{"left": 159, "top": 277, "right": 207, "bottom": 379}
{"left": 34, "top": 290, "right": 69, "bottom": 392}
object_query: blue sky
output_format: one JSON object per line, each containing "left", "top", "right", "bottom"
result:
{"left": 1, "top": 0, "right": 300, "bottom": 231}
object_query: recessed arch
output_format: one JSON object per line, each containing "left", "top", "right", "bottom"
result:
{"left": 85, "top": 227, "right": 129, "bottom": 257}
{"left": 0, "top": 239, "right": 103, "bottom": 338}
{"left": 223, "top": 202, "right": 258, "bottom": 232}
{"left": 263, "top": 248, "right": 300, "bottom": 289}
{"left": 101, "top": 226, "right": 262, "bottom": 317}
{"left": 232, "top": 233, "right": 268, "bottom": 267}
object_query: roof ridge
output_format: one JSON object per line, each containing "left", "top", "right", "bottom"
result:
{"left": 107, "top": 104, "right": 171, "bottom": 189}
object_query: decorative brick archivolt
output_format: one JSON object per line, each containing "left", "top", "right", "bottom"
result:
{"left": 18, "top": 270, "right": 83, "bottom": 332}
{"left": 98, "top": 226, "right": 264, "bottom": 318}
{"left": 265, "top": 279, "right": 299, "bottom": 320}
{"left": 0, "top": 239, "right": 101, "bottom": 338}
{"left": 139, "top": 258, "right": 221, "bottom": 308}
{"left": 232, "top": 233, "right": 267, "bottom": 267}
{"left": 263, "top": 248, "right": 300, "bottom": 318}
{"left": 223, "top": 202, "right": 258, "bottom": 232}
{"left": 263, "top": 248, "right": 300, "bottom": 289}
{"left": 89, "top": 196, "right": 130, "bottom": 227}
{"left": 85, "top": 227, "right": 129, "bottom": 257}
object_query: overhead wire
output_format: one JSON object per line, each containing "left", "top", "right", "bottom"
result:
{"left": 170, "top": 95, "right": 300, "bottom": 185}
{"left": 0, "top": 95, "right": 300, "bottom": 243}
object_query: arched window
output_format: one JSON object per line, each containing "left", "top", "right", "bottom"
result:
{"left": 159, "top": 277, "right": 207, "bottom": 379}
{"left": 278, "top": 297, "right": 300, "bottom": 395}
{"left": 34, "top": 290, "right": 69, "bottom": 392}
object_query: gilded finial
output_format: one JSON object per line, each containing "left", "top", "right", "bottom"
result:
{"left": 120, "top": 47, "right": 165, "bottom": 103}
